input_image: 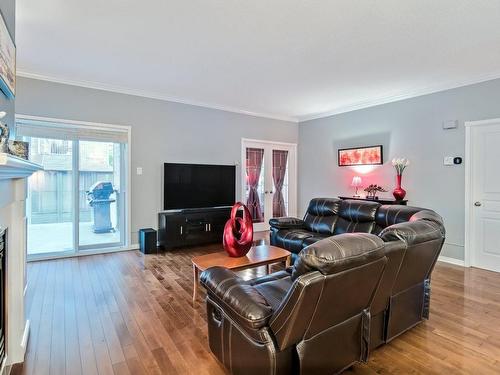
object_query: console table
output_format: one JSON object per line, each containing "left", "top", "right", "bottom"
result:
{"left": 338, "top": 196, "right": 408, "bottom": 205}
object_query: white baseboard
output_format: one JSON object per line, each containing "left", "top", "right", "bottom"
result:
{"left": 27, "top": 243, "right": 140, "bottom": 262}
{"left": 438, "top": 255, "right": 465, "bottom": 267}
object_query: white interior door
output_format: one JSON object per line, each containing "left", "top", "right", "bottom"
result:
{"left": 469, "top": 119, "right": 500, "bottom": 272}
{"left": 241, "top": 139, "right": 297, "bottom": 232}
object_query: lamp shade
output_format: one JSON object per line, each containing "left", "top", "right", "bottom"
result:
{"left": 351, "top": 176, "right": 362, "bottom": 187}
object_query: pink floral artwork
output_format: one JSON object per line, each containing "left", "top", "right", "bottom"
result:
{"left": 338, "top": 146, "right": 383, "bottom": 166}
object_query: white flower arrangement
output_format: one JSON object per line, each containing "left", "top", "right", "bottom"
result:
{"left": 392, "top": 158, "right": 410, "bottom": 176}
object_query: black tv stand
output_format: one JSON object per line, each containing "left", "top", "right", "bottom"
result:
{"left": 158, "top": 206, "right": 232, "bottom": 249}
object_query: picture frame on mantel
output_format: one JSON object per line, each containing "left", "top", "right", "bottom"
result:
{"left": 0, "top": 10, "right": 15, "bottom": 99}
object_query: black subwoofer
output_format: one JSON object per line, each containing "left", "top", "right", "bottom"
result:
{"left": 139, "top": 228, "right": 157, "bottom": 254}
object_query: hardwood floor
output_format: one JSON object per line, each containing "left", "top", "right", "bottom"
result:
{"left": 15, "top": 237, "right": 500, "bottom": 374}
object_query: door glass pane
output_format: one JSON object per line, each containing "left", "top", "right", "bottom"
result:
{"left": 245, "top": 147, "right": 265, "bottom": 223}
{"left": 272, "top": 150, "right": 289, "bottom": 217}
{"left": 27, "top": 137, "right": 74, "bottom": 255}
{"left": 79, "top": 141, "right": 121, "bottom": 247}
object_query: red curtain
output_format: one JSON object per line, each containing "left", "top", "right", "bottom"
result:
{"left": 272, "top": 150, "right": 288, "bottom": 217}
{"left": 246, "top": 148, "right": 264, "bottom": 222}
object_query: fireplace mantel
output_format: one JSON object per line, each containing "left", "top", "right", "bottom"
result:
{"left": 0, "top": 153, "right": 42, "bottom": 373}
{"left": 0, "top": 153, "right": 42, "bottom": 180}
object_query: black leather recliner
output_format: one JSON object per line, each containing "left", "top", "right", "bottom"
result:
{"left": 201, "top": 233, "right": 388, "bottom": 374}
{"left": 201, "top": 198, "right": 445, "bottom": 374}
{"left": 270, "top": 198, "right": 445, "bottom": 348}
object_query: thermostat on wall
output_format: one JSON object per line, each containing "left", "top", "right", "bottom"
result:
{"left": 444, "top": 156, "right": 462, "bottom": 165}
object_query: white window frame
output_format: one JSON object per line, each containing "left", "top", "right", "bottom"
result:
{"left": 16, "top": 114, "right": 133, "bottom": 261}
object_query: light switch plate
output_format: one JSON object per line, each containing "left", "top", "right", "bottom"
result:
{"left": 444, "top": 157, "right": 454, "bottom": 166}
{"left": 136, "top": 167, "right": 143, "bottom": 175}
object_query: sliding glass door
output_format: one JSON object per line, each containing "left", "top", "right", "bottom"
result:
{"left": 18, "top": 118, "right": 129, "bottom": 259}
{"left": 26, "top": 138, "right": 74, "bottom": 255}
{"left": 78, "top": 140, "right": 123, "bottom": 248}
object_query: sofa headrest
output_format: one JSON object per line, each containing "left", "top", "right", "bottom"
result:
{"left": 410, "top": 209, "right": 444, "bottom": 227}
{"left": 376, "top": 205, "right": 422, "bottom": 228}
{"left": 338, "top": 200, "right": 380, "bottom": 222}
{"left": 376, "top": 205, "right": 444, "bottom": 230}
{"left": 292, "top": 233, "right": 385, "bottom": 280}
{"left": 306, "top": 198, "right": 340, "bottom": 216}
{"left": 379, "top": 219, "right": 444, "bottom": 246}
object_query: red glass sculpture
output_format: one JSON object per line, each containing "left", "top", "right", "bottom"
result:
{"left": 223, "top": 202, "right": 254, "bottom": 257}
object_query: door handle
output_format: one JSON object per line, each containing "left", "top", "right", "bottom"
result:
{"left": 474, "top": 201, "right": 482, "bottom": 207}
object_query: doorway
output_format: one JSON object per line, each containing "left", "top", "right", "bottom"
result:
{"left": 241, "top": 139, "right": 297, "bottom": 232}
{"left": 465, "top": 118, "right": 500, "bottom": 272}
{"left": 16, "top": 116, "right": 130, "bottom": 259}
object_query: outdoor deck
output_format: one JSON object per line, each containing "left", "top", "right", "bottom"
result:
{"left": 28, "top": 222, "right": 121, "bottom": 255}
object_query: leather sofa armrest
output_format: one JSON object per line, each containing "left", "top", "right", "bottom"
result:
{"left": 269, "top": 217, "right": 306, "bottom": 229}
{"left": 200, "top": 267, "right": 273, "bottom": 330}
{"left": 249, "top": 269, "right": 292, "bottom": 286}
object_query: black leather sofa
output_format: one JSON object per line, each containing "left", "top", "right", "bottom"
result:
{"left": 270, "top": 198, "right": 437, "bottom": 256}
{"left": 201, "top": 198, "right": 445, "bottom": 374}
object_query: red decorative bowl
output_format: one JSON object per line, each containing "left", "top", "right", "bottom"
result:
{"left": 223, "top": 202, "right": 254, "bottom": 257}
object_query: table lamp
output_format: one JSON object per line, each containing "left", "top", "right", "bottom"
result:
{"left": 351, "top": 176, "right": 362, "bottom": 197}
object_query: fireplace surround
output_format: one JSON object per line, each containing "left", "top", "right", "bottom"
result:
{"left": 0, "top": 227, "right": 5, "bottom": 367}
{"left": 0, "top": 153, "right": 42, "bottom": 373}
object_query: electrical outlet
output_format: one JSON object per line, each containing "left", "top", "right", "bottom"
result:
{"left": 136, "top": 167, "right": 143, "bottom": 175}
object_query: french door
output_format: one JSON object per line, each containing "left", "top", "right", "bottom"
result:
{"left": 241, "top": 139, "right": 297, "bottom": 231}
{"left": 16, "top": 117, "right": 129, "bottom": 259}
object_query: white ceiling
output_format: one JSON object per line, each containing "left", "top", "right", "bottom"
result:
{"left": 16, "top": 0, "right": 500, "bottom": 122}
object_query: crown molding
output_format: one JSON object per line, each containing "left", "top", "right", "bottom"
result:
{"left": 16, "top": 70, "right": 299, "bottom": 123}
{"left": 298, "top": 71, "right": 500, "bottom": 122}
{"left": 17, "top": 69, "right": 500, "bottom": 124}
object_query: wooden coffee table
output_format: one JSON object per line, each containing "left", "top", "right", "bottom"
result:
{"left": 191, "top": 245, "right": 291, "bottom": 301}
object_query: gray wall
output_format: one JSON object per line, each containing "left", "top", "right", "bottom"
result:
{"left": 0, "top": 0, "right": 15, "bottom": 130}
{"left": 16, "top": 77, "right": 299, "bottom": 243}
{"left": 17, "top": 73, "right": 500, "bottom": 260}
{"left": 299, "top": 78, "right": 500, "bottom": 261}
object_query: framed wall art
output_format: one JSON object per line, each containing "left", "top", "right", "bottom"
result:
{"left": 338, "top": 145, "right": 383, "bottom": 166}
{"left": 0, "top": 11, "right": 15, "bottom": 99}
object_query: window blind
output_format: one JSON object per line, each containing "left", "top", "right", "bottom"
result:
{"left": 16, "top": 118, "right": 129, "bottom": 144}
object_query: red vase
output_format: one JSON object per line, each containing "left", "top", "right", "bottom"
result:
{"left": 223, "top": 202, "right": 254, "bottom": 257}
{"left": 393, "top": 174, "right": 406, "bottom": 201}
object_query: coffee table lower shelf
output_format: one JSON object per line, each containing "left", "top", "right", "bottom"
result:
{"left": 191, "top": 245, "right": 291, "bottom": 302}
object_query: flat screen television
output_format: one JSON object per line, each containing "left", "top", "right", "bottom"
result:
{"left": 163, "top": 163, "right": 236, "bottom": 210}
